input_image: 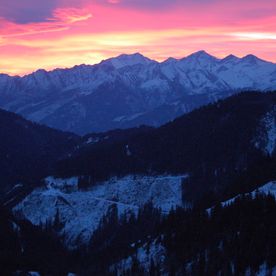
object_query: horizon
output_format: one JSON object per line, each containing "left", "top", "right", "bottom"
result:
{"left": 2, "top": 50, "right": 275, "bottom": 77}
{"left": 1, "top": 0, "right": 276, "bottom": 75}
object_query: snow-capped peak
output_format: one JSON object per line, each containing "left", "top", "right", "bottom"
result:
{"left": 184, "top": 50, "right": 218, "bottom": 61}
{"left": 221, "top": 54, "right": 240, "bottom": 64}
{"left": 102, "top": 52, "right": 154, "bottom": 69}
{"left": 178, "top": 50, "right": 219, "bottom": 69}
{"left": 241, "top": 54, "right": 266, "bottom": 65}
{"left": 162, "top": 57, "right": 178, "bottom": 64}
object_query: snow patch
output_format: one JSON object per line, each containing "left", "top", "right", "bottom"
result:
{"left": 111, "top": 239, "right": 166, "bottom": 274}
{"left": 14, "top": 174, "right": 187, "bottom": 247}
{"left": 207, "top": 181, "right": 276, "bottom": 214}
{"left": 44, "top": 176, "right": 79, "bottom": 191}
{"left": 86, "top": 136, "right": 100, "bottom": 144}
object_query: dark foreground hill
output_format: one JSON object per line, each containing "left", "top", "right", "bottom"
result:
{"left": 0, "top": 109, "right": 79, "bottom": 195}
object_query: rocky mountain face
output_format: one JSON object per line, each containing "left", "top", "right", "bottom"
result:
{"left": 1, "top": 51, "right": 276, "bottom": 134}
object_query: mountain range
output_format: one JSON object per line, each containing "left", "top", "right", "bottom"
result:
{"left": 1, "top": 51, "right": 276, "bottom": 134}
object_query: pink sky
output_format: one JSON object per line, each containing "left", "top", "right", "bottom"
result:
{"left": 1, "top": 0, "right": 276, "bottom": 75}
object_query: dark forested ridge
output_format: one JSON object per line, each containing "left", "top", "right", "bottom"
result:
{"left": 0, "top": 206, "right": 73, "bottom": 275}
{"left": 56, "top": 92, "right": 276, "bottom": 204}
{"left": 0, "top": 108, "right": 80, "bottom": 195}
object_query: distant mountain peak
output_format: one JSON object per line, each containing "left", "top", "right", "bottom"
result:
{"left": 32, "top": 68, "right": 48, "bottom": 76}
{"left": 221, "top": 54, "right": 240, "bottom": 63}
{"left": 117, "top": 52, "right": 147, "bottom": 59}
{"left": 163, "top": 57, "right": 178, "bottom": 64}
{"left": 103, "top": 52, "right": 154, "bottom": 69}
{"left": 179, "top": 51, "right": 219, "bottom": 66}
{"left": 241, "top": 54, "right": 266, "bottom": 65}
{"left": 186, "top": 50, "right": 217, "bottom": 60}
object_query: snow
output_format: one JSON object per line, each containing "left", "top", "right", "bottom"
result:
{"left": 86, "top": 136, "right": 100, "bottom": 144}
{"left": 113, "top": 112, "right": 146, "bottom": 123}
{"left": 248, "top": 263, "right": 276, "bottom": 276}
{"left": 207, "top": 181, "right": 276, "bottom": 214}
{"left": 125, "top": 145, "right": 132, "bottom": 156}
{"left": 105, "top": 53, "right": 154, "bottom": 69}
{"left": 44, "top": 176, "right": 79, "bottom": 191}
{"left": 12, "top": 222, "right": 20, "bottom": 233}
{"left": 5, "top": 183, "right": 23, "bottom": 195}
{"left": 136, "top": 241, "right": 166, "bottom": 270}
{"left": 14, "top": 174, "right": 187, "bottom": 247}
{"left": 111, "top": 239, "right": 166, "bottom": 274}
{"left": 1, "top": 51, "right": 276, "bottom": 134}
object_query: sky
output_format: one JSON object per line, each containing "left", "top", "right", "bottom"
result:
{"left": 0, "top": 0, "right": 276, "bottom": 75}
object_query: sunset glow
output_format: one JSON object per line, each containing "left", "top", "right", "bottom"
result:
{"left": 1, "top": 0, "right": 276, "bottom": 75}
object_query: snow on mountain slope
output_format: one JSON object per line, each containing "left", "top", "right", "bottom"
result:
{"left": 0, "top": 52, "right": 276, "bottom": 134}
{"left": 102, "top": 53, "right": 155, "bottom": 69}
{"left": 111, "top": 239, "right": 167, "bottom": 275}
{"left": 112, "top": 239, "right": 276, "bottom": 276}
{"left": 13, "top": 175, "right": 186, "bottom": 247}
{"left": 206, "top": 181, "right": 276, "bottom": 213}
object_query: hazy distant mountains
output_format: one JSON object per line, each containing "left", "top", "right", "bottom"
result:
{"left": 1, "top": 51, "right": 276, "bottom": 134}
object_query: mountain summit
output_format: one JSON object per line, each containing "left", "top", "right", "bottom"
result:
{"left": 185, "top": 50, "right": 217, "bottom": 60}
{"left": 102, "top": 53, "right": 155, "bottom": 69}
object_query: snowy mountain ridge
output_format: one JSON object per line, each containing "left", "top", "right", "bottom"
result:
{"left": 1, "top": 51, "right": 276, "bottom": 134}
{"left": 206, "top": 181, "right": 276, "bottom": 214}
